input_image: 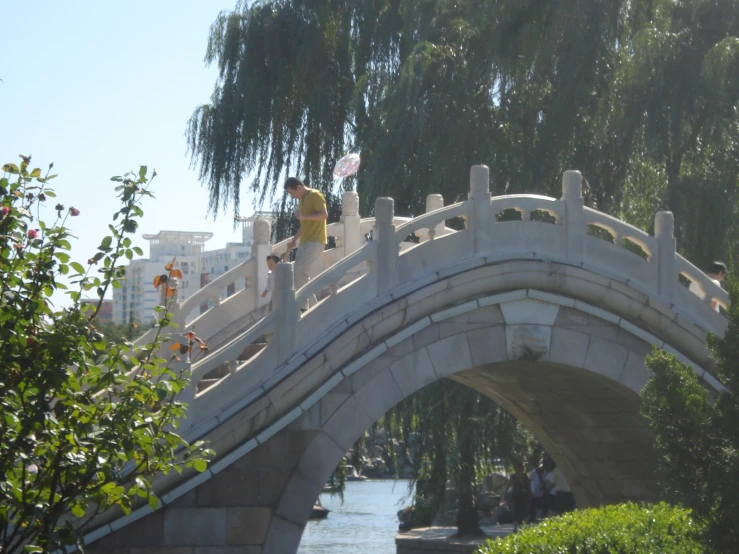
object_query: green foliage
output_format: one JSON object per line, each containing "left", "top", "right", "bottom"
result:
{"left": 641, "top": 278, "right": 739, "bottom": 553}
{"left": 0, "top": 157, "right": 212, "bottom": 553}
{"left": 476, "top": 502, "right": 705, "bottom": 554}
{"left": 95, "top": 321, "right": 147, "bottom": 345}
{"left": 384, "top": 380, "right": 535, "bottom": 531}
{"left": 189, "top": 0, "right": 739, "bottom": 268}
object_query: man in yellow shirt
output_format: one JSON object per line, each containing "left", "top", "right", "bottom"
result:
{"left": 285, "top": 177, "right": 328, "bottom": 311}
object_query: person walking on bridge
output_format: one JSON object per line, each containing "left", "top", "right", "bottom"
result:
{"left": 688, "top": 261, "right": 726, "bottom": 312}
{"left": 285, "top": 177, "right": 328, "bottom": 312}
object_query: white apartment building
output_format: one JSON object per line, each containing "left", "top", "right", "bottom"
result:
{"left": 112, "top": 213, "right": 274, "bottom": 325}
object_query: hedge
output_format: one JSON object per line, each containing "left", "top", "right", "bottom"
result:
{"left": 477, "top": 502, "right": 706, "bottom": 554}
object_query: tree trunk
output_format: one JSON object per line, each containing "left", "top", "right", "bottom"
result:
{"left": 455, "top": 398, "right": 484, "bottom": 536}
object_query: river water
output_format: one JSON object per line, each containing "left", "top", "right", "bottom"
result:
{"left": 298, "top": 480, "right": 413, "bottom": 554}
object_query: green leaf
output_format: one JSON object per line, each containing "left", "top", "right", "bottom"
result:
{"left": 30, "top": 168, "right": 42, "bottom": 178}
{"left": 139, "top": 165, "right": 148, "bottom": 179}
{"left": 148, "top": 494, "right": 160, "bottom": 510}
{"left": 193, "top": 459, "right": 208, "bottom": 473}
{"left": 71, "top": 504, "right": 85, "bottom": 518}
{"left": 133, "top": 246, "right": 144, "bottom": 256}
{"left": 100, "top": 236, "right": 113, "bottom": 250}
{"left": 70, "top": 262, "right": 85, "bottom": 274}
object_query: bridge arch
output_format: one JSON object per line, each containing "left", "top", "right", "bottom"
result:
{"left": 85, "top": 167, "right": 729, "bottom": 554}
{"left": 259, "top": 270, "right": 718, "bottom": 552}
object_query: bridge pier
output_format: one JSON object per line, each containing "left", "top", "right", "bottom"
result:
{"left": 87, "top": 429, "right": 317, "bottom": 554}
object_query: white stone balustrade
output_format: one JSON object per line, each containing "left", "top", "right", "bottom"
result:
{"left": 141, "top": 165, "right": 728, "bottom": 433}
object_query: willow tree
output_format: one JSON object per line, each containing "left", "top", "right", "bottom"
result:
{"left": 383, "top": 381, "right": 534, "bottom": 534}
{"left": 186, "top": 0, "right": 739, "bottom": 537}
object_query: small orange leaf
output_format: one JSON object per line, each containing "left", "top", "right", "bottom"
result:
{"left": 184, "top": 331, "right": 197, "bottom": 340}
{"left": 164, "top": 262, "right": 174, "bottom": 271}
{"left": 166, "top": 287, "right": 175, "bottom": 297}
{"left": 170, "top": 343, "right": 182, "bottom": 351}
{"left": 153, "top": 275, "right": 161, "bottom": 289}
{"left": 198, "top": 343, "right": 210, "bottom": 353}
{"left": 170, "top": 269, "right": 183, "bottom": 279}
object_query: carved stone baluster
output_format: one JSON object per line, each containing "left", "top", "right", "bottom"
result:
{"left": 375, "top": 198, "right": 400, "bottom": 294}
{"left": 273, "top": 263, "right": 297, "bottom": 365}
{"left": 469, "top": 165, "right": 493, "bottom": 254}
{"left": 341, "top": 191, "right": 361, "bottom": 256}
{"left": 426, "top": 194, "right": 444, "bottom": 241}
{"left": 655, "top": 211, "right": 676, "bottom": 302}
{"left": 562, "top": 170, "right": 585, "bottom": 261}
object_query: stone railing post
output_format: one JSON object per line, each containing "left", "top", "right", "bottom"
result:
{"left": 341, "top": 191, "right": 361, "bottom": 256}
{"left": 426, "top": 194, "right": 444, "bottom": 240}
{"left": 375, "top": 197, "right": 400, "bottom": 294}
{"left": 562, "top": 170, "right": 585, "bottom": 261}
{"left": 469, "top": 165, "right": 492, "bottom": 254}
{"left": 272, "top": 263, "right": 298, "bottom": 364}
{"left": 655, "top": 211, "right": 676, "bottom": 302}
{"left": 254, "top": 218, "right": 272, "bottom": 308}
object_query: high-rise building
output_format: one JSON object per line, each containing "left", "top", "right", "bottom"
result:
{"left": 113, "top": 231, "right": 212, "bottom": 325}
{"left": 112, "top": 214, "right": 275, "bottom": 325}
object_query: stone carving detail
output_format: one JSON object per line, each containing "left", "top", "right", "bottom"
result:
{"left": 506, "top": 324, "right": 551, "bottom": 361}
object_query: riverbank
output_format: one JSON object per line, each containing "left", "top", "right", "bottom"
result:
{"left": 396, "top": 525, "right": 514, "bottom": 554}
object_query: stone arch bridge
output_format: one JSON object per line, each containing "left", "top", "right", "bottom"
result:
{"left": 87, "top": 167, "right": 728, "bottom": 554}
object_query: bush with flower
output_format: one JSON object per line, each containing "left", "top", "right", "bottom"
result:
{"left": 0, "top": 156, "right": 212, "bottom": 553}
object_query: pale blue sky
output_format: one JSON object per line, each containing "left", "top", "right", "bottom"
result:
{"left": 1, "top": 1, "right": 256, "bottom": 300}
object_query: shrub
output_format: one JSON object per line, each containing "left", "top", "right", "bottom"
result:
{"left": 476, "top": 503, "right": 706, "bottom": 554}
{"left": 0, "top": 158, "right": 212, "bottom": 553}
{"left": 641, "top": 278, "right": 739, "bottom": 553}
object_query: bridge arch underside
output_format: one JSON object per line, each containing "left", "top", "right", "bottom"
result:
{"left": 87, "top": 261, "right": 723, "bottom": 554}
{"left": 262, "top": 300, "right": 665, "bottom": 552}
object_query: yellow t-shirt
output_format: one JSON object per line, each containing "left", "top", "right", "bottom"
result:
{"left": 299, "top": 189, "right": 328, "bottom": 245}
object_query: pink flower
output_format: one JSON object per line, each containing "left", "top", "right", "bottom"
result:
{"left": 0, "top": 206, "right": 9, "bottom": 216}
{"left": 69, "top": 207, "right": 80, "bottom": 217}
{"left": 27, "top": 229, "right": 39, "bottom": 239}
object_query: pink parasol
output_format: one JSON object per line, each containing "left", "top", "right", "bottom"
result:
{"left": 333, "top": 153, "right": 361, "bottom": 179}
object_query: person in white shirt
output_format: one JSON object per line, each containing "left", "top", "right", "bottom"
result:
{"left": 528, "top": 459, "right": 548, "bottom": 522}
{"left": 546, "top": 464, "right": 575, "bottom": 513}
{"left": 688, "top": 261, "right": 726, "bottom": 312}
{"left": 261, "top": 254, "right": 286, "bottom": 304}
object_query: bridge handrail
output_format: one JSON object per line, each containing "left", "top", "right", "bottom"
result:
{"left": 360, "top": 217, "right": 412, "bottom": 236}
{"left": 584, "top": 207, "right": 658, "bottom": 259}
{"left": 190, "top": 310, "right": 278, "bottom": 384}
{"left": 675, "top": 256, "right": 730, "bottom": 309}
{"left": 394, "top": 202, "right": 468, "bottom": 242}
{"left": 294, "top": 241, "right": 377, "bottom": 310}
{"left": 179, "top": 168, "right": 732, "bottom": 431}
{"left": 178, "top": 258, "right": 256, "bottom": 318}
{"left": 490, "top": 194, "right": 564, "bottom": 221}
{"left": 269, "top": 221, "right": 345, "bottom": 256}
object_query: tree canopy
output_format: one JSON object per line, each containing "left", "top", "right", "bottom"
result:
{"left": 189, "top": 0, "right": 739, "bottom": 266}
